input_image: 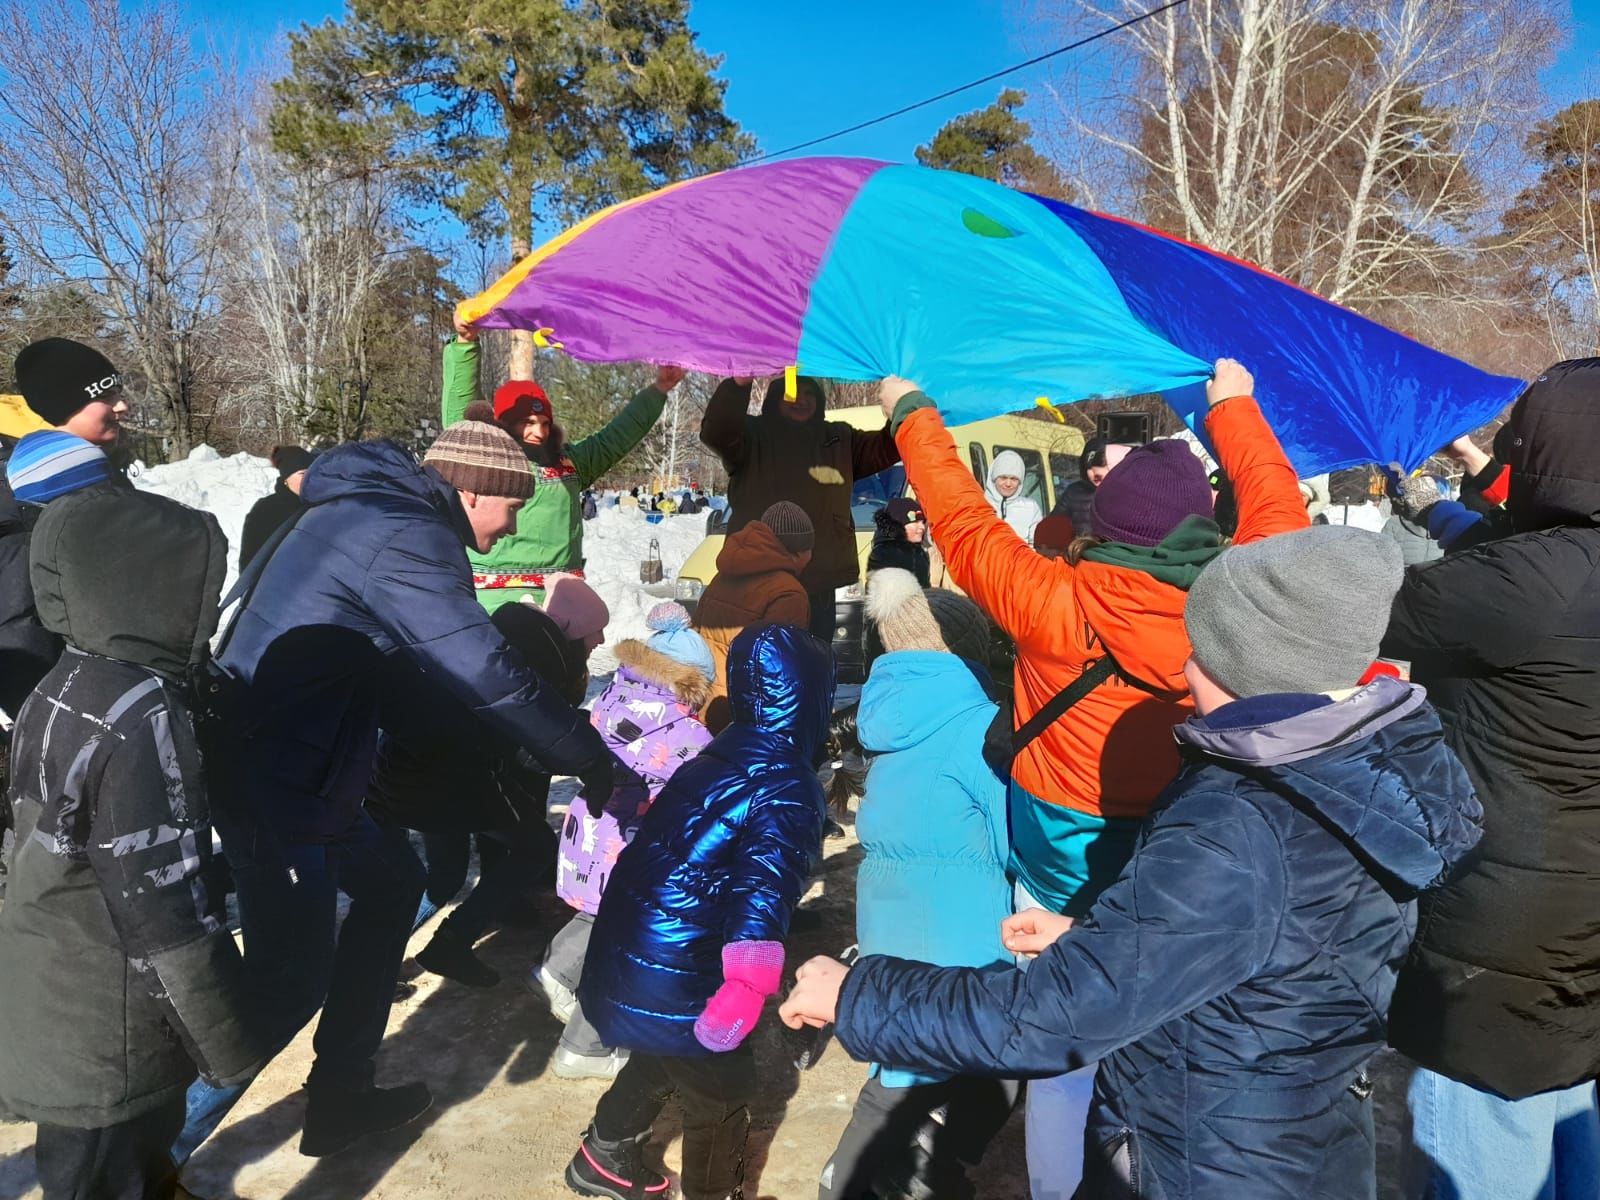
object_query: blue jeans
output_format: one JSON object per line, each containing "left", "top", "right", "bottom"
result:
{"left": 1014, "top": 879, "right": 1096, "bottom": 1200}
{"left": 1406, "top": 1068, "right": 1600, "bottom": 1200}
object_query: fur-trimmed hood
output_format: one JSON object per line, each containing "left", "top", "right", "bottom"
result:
{"left": 613, "top": 638, "right": 714, "bottom": 712}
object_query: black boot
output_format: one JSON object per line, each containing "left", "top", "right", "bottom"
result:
{"left": 299, "top": 1077, "right": 433, "bottom": 1158}
{"left": 565, "top": 1124, "right": 669, "bottom": 1199}
{"left": 416, "top": 924, "right": 500, "bottom": 988}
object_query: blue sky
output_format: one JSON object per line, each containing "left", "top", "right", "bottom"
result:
{"left": 211, "top": 0, "right": 1600, "bottom": 166}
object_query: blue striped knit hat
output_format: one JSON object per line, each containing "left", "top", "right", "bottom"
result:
{"left": 7, "top": 431, "right": 115, "bottom": 504}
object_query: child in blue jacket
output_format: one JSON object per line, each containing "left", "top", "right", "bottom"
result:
{"left": 783, "top": 526, "right": 1484, "bottom": 1200}
{"left": 568, "top": 622, "right": 836, "bottom": 1200}
{"left": 818, "top": 568, "right": 1014, "bottom": 1199}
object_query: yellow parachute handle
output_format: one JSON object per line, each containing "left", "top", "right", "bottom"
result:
{"left": 1035, "top": 396, "right": 1066, "bottom": 424}
{"left": 784, "top": 365, "right": 798, "bottom": 401}
{"left": 533, "top": 327, "right": 565, "bottom": 350}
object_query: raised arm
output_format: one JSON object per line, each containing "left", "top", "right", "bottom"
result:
{"left": 700, "top": 377, "right": 754, "bottom": 470}
{"left": 883, "top": 379, "right": 1072, "bottom": 648}
{"left": 440, "top": 337, "right": 481, "bottom": 426}
{"left": 1205, "top": 360, "right": 1309, "bottom": 546}
{"left": 568, "top": 367, "right": 681, "bottom": 487}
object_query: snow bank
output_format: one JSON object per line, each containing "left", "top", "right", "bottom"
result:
{"left": 128, "top": 447, "right": 711, "bottom": 666}
{"left": 580, "top": 506, "right": 710, "bottom": 673}
{"left": 132, "top": 446, "right": 276, "bottom": 591}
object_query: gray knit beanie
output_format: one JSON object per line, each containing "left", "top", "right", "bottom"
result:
{"left": 1185, "top": 525, "right": 1404, "bottom": 698}
{"left": 761, "top": 501, "right": 815, "bottom": 554}
{"left": 867, "top": 568, "right": 990, "bottom": 666}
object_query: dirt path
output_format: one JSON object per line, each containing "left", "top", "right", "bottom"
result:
{"left": 0, "top": 831, "right": 1029, "bottom": 1200}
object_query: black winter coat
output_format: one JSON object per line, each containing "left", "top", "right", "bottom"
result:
{"left": 238, "top": 481, "right": 304, "bottom": 571}
{"left": 1384, "top": 357, "right": 1600, "bottom": 1098}
{"left": 837, "top": 681, "right": 1481, "bottom": 1200}
{"left": 701, "top": 378, "right": 900, "bottom": 592}
{"left": 214, "top": 440, "right": 607, "bottom": 844}
{"left": 866, "top": 513, "right": 930, "bottom": 587}
{"left": 0, "top": 488, "right": 266, "bottom": 1127}
{"left": 0, "top": 437, "right": 60, "bottom": 720}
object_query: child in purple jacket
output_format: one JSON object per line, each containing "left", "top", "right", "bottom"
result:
{"left": 533, "top": 602, "right": 716, "bottom": 1079}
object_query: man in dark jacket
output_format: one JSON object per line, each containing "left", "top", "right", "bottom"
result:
{"left": 0, "top": 486, "right": 267, "bottom": 1200}
{"left": 211, "top": 416, "right": 618, "bottom": 1157}
{"left": 701, "top": 376, "right": 900, "bottom": 640}
{"left": 0, "top": 340, "right": 129, "bottom": 720}
{"left": 783, "top": 526, "right": 1482, "bottom": 1200}
{"left": 237, "top": 444, "right": 312, "bottom": 569}
{"left": 1382, "top": 358, "right": 1600, "bottom": 1197}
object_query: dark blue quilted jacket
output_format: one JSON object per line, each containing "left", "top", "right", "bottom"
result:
{"left": 836, "top": 678, "right": 1482, "bottom": 1199}
{"left": 215, "top": 440, "right": 604, "bottom": 842}
{"left": 580, "top": 622, "right": 835, "bottom": 1056}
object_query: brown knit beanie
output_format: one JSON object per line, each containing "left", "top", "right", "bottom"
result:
{"left": 866, "top": 568, "right": 990, "bottom": 666}
{"left": 424, "top": 419, "right": 534, "bottom": 499}
{"left": 761, "top": 501, "right": 815, "bottom": 554}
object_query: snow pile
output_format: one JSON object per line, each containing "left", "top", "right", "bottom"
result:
{"left": 580, "top": 506, "right": 710, "bottom": 673}
{"left": 128, "top": 447, "right": 712, "bottom": 668}
{"left": 132, "top": 446, "right": 276, "bottom": 590}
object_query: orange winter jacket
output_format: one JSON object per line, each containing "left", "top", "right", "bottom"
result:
{"left": 898, "top": 395, "right": 1308, "bottom": 824}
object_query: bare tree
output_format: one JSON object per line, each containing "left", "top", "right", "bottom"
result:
{"left": 231, "top": 114, "right": 396, "bottom": 444}
{"left": 1028, "top": 0, "right": 1561, "bottom": 328}
{"left": 0, "top": 0, "right": 247, "bottom": 455}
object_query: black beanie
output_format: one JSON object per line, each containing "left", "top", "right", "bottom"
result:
{"left": 14, "top": 338, "right": 123, "bottom": 426}
{"left": 271, "top": 445, "right": 314, "bottom": 480}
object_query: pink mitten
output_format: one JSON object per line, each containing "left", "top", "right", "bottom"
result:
{"left": 693, "top": 941, "right": 785, "bottom": 1052}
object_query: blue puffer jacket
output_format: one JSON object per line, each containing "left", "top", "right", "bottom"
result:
{"left": 855, "top": 650, "right": 1010, "bottom": 1087}
{"left": 836, "top": 678, "right": 1482, "bottom": 1200}
{"left": 581, "top": 622, "right": 835, "bottom": 1057}
{"left": 215, "top": 440, "right": 605, "bottom": 843}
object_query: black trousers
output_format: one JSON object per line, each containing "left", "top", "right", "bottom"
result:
{"left": 35, "top": 1094, "right": 186, "bottom": 1200}
{"left": 593, "top": 1046, "right": 756, "bottom": 1200}
{"left": 806, "top": 584, "right": 838, "bottom": 643}
{"left": 819, "top": 1074, "right": 1019, "bottom": 1199}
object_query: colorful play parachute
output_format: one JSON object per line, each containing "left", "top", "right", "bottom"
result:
{"left": 459, "top": 157, "right": 1525, "bottom": 475}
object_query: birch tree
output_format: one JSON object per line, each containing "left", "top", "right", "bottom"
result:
{"left": 0, "top": 0, "right": 245, "bottom": 454}
{"left": 1032, "top": 0, "right": 1560, "bottom": 325}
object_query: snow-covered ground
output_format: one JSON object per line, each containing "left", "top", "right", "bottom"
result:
{"left": 130, "top": 446, "right": 709, "bottom": 664}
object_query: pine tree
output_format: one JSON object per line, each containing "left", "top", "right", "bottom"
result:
{"left": 273, "top": 0, "right": 751, "bottom": 378}
{"left": 915, "top": 89, "right": 1072, "bottom": 199}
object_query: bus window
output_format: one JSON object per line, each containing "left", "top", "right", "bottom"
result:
{"left": 968, "top": 442, "right": 988, "bottom": 485}
{"left": 992, "top": 446, "right": 1048, "bottom": 510}
{"left": 1050, "top": 452, "right": 1082, "bottom": 510}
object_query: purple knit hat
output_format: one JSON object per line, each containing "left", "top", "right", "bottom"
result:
{"left": 1090, "top": 440, "right": 1214, "bottom": 547}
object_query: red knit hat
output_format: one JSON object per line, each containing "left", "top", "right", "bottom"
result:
{"left": 493, "top": 379, "right": 553, "bottom": 425}
{"left": 1090, "top": 439, "right": 1214, "bottom": 546}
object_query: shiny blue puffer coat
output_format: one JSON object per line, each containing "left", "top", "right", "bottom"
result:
{"left": 580, "top": 622, "right": 836, "bottom": 1057}
{"left": 837, "top": 679, "right": 1483, "bottom": 1199}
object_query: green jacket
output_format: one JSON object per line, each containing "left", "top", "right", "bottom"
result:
{"left": 441, "top": 339, "right": 666, "bottom": 611}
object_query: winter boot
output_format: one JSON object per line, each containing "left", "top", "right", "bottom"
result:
{"left": 565, "top": 1125, "right": 669, "bottom": 1199}
{"left": 417, "top": 924, "right": 500, "bottom": 988}
{"left": 679, "top": 1105, "right": 750, "bottom": 1200}
{"left": 299, "top": 1077, "right": 433, "bottom": 1158}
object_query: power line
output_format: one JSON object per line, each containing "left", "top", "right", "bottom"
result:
{"left": 741, "top": 0, "right": 1190, "bottom": 166}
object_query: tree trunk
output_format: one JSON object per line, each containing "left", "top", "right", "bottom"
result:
{"left": 508, "top": 222, "right": 534, "bottom": 380}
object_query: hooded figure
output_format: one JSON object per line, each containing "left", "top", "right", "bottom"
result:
{"left": 1383, "top": 359, "right": 1600, "bottom": 1177}
{"left": 579, "top": 622, "right": 835, "bottom": 1058}
{"left": 701, "top": 376, "right": 901, "bottom": 637}
{"left": 0, "top": 488, "right": 266, "bottom": 1188}
{"left": 867, "top": 496, "right": 931, "bottom": 586}
{"left": 985, "top": 450, "right": 1043, "bottom": 543}
{"left": 830, "top": 526, "right": 1483, "bottom": 1200}
{"left": 692, "top": 507, "right": 813, "bottom": 732}
{"left": 1051, "top": 436, "right": 1106, "bottom": 533}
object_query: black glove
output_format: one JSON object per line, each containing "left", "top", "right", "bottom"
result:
{"left": 576, "top": 753, "right": 617, "bottom": 818}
